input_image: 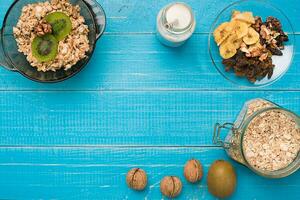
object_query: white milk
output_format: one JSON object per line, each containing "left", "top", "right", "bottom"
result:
{"left": 156, "top": 2, "right": 196, "bottom": 47}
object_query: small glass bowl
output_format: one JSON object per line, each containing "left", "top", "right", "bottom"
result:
{"left": 208, "top": 0, "right": 295, "bottom": 88}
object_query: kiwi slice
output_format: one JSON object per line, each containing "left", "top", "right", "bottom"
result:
{"left": 45, "top": 12, "right": 72, "bottom": 41}
{"left": 32, "top": 34, "right": 58, "bottom": 62}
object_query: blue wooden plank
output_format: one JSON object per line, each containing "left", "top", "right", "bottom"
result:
{"left": 0, "top": 34, "right": 299, "bottom": 90}
{"left": 0, "top": 91, "right": 299, "bottom": 146}
{"left": 102, "top": 0, "right": 300, "bottom": 34}
{"left": 1, "top": 0, "right": 299, "bottom": 33}
{"left": 0, "top": 1, "right": 299, "bottom": 199}
{"left": 0, "top": 147, "right": 298, "bottom": 200}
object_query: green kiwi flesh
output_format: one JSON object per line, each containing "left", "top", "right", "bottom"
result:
{"left": 32, "top": 34, "right": 58, "bottom": 62}
{"left": 45, "top": 12, "right": 72, "bottom": 41}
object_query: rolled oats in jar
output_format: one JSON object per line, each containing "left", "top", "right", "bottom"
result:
{"left": 213, "top": 98, "right": 300, "bottom": 178}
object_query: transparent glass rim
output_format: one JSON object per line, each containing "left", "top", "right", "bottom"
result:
{"left": 235, "top": 98, "right": 280, "bottom": 128}
{"left": 208, "top": 0, "right": 296, "bottom": 88}
{"left": 161, "top": 2, "right": 195, "bottom": 35}
{"left": 239, "top": 107, "right": 300, "bottom": 178}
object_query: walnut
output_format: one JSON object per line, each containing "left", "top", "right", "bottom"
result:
{"left": 126, "top": 168, "right": 147, "bottom": 191}
{"left": 240, "top": 42, "right": 250, "bottom": 54}
{"left": 242, "top": 42, "right": 269, "bottom": 59}
{"left": 35, "top": 20, "right": 52, "bottom": 37}
{"left": 247, "top": 45, "right": 262, "bottom": 57}
{"left": 260, "top": 25, "right": 281, "bottom": 50}
{"left": 184, "top": 159, "right": 203, "bottom": 183}
{"left": 259, "top": 53, "right": 269, "bottom": 62}
{"left": 160, "top": 176, "right": 182, "bottom": 198}
{"left": 266, "top": 16, "right": 282, "bottom": 30}
{"left": 260, "top": 25, "right": 271, "bottom": 41}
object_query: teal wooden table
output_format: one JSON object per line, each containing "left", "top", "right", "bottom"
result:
{"left": 0, "top": 0, "right": 299, "bottom": 199}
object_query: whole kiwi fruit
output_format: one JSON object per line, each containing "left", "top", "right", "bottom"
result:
{"left": 207, "top": 160, "right": 236, "bottom": 198}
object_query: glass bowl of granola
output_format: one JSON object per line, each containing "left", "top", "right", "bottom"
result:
{"left": 208, "top": 0, "right": 295, "bottom": 87}
{"left": 0, "top": 0, "right": 106, "bottom": 82}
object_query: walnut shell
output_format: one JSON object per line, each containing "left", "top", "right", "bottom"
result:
{"left": 184, "top": 159, "right": 203, "bottom": 183}
{"left": 160, "top": 176, "right": 182, "bottom": 198}
{"left": 126, "top": 168, "right": 147, "bottom": 191}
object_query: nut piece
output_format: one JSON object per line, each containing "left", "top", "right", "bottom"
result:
{"left": 160, "top": 176, "right": 182, "bottom": 198}
{"left": 126, "top": 168, "right": 147, "bottom": 191}
{"left": 260, "top": 25, "right": 272, "bottom": 41}
{"left": 184, "top": 159, "right": 203, "bottom": 183}
{"left": 35, "top": 20, "right": 52, "bottom": 37}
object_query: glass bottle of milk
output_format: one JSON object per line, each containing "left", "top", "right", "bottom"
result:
{"left": 156, "top": 2, "right": 196, "bottom": 47}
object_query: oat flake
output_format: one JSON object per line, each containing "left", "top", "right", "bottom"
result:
{"left": 243, "top": 108, "right": 300, "bottom": 171}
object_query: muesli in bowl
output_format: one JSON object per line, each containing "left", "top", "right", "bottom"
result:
{"left": 0, "top": 0, "right": 106, "bottom": 82}
{"left": 13, "top": 0, "right": 90, "bottom": 72}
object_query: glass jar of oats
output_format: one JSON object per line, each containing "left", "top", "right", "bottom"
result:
{"left": 213, "top": 98, "right": 300, "bottom": 178}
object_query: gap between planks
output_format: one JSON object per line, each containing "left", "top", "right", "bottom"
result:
{"left": 0, "top": 145, "right": 222, "bottom": 149}
{"left": 1, "top": 89, "right": 300, "bottom": 92}
{"left": 102, "top": 32, "right": 300, "bottom": 35}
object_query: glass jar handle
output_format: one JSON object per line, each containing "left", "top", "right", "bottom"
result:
{"left": 213, "top": 123, "right": 236, "bottom": 148}
{"left": 83, "top": 0, "right": 106, "bottom": 40}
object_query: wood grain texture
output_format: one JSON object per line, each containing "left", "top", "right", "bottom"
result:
{"left": 0, "top": 147, "right": 299, "bottom": 200}
{"left": 0, "top": 34, "right": 299, "bottom": 90}
{"left": 0, "top": 91, "right": 299, "bottom": 146}
{"left": 1, "top": 0, "right": 299, "bottom": 33}
{"left": 0, "top": 0, "right": 299, "bottom": 199}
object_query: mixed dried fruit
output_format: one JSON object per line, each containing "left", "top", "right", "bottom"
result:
{"left": 213, "top": 11, "right": 289, "bottom": 83}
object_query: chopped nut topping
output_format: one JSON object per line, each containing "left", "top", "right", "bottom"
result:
{"left": 260, "top": 25, "right": 272, "bottom": 41}
{"left": 259, "top": 53, "right": 268, "bottom": 62}
{"left": 35, "top": 20, "right": 52, "bottom": 37}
